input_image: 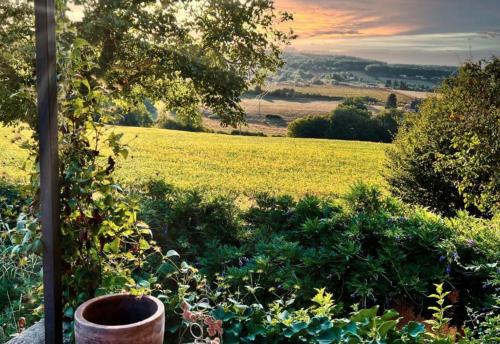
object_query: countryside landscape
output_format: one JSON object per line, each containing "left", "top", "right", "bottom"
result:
{"left": 0, "top": 0, "right": 499, "bottom": 343}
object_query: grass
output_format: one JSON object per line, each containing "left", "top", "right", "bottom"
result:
{"left": 266, "top": 83, "right": 413, "bottom": 103}
{"left": 0, "top": 125, "right": 388, "bottom": 197}
{"left": 203, "top": 97, "right": 344, "bottom": 136}
{"left": 201, "top": 83, "right": 411, "bottom": 136}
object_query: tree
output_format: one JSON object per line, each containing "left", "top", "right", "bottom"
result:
{"left": 0, "top": 0, "right": 295, "bottom": 335}
{"left": 287, "top": 98, "right": 405, "bottom": 143}
{"left": 387, "top": 58, "right": 500, "bottom": 217}
{"left": 374, "top": 108, "right": 404, "bottom": 142}
{"left": 385, "top": 93, "right": 398, "bottom": 109}
{"left": 385, "top": 79, "right": 392, "bottom": 88}
{"left": 288, "top": 115, "right": 330, "bottom": 138}
{"left": 329, "top": 106, "right": 376, "bottom": 141}
{"left": 0, "top": 0, "right": 295, "bottom": 128}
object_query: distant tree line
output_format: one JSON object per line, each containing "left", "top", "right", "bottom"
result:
{"left": 365, "top": 63, "right": 456, "bottom": 80}
{"left": 247, "top": 86, "right": 345, "bottom": 101}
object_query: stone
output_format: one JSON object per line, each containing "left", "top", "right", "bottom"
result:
{"left": 5, "top": 321, "right": 44, "bottom": 344}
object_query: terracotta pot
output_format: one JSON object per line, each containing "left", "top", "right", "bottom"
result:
{"left": 75, "top": 294, "right": 165, "bottom": 344}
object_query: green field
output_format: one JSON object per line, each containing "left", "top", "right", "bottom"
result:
{"left": 266, "top": 83, "right": 414, "bottom": 103}
{"left": 0, "top": 125, "right": 388, "bottom": 197}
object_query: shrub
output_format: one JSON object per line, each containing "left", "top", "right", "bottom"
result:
{"left": 387, "top": 58, "right": 500, "bottom": 217}
{"left": 288, "top": 115, "right": 330, "bottom": 138}
{"left": 0, "top": 182, "right": 40, "bottom": 340}
{"left": 139, "top": 181, "right": 499, "bottom": 325}
{"left": 328, "top": 105, "right": 376, "bottom": 141}
{"left": 288, "top": 98, "right": 405, "bottom": 142}
{"left": 385, "top": 93, "right": 398, "bottom": 109}
{"left": 386, "top": 107, "right": 464, "bottom": 217}
{"left": 230, "top": 130, "right": 266, "bottom": 137}
{"left": 265, "top": 114, "right": 287, "bottom": 127}
{"left": 117, "top": 111, "right": 153, "bottom": 127}
{"left": 152, "top": 252, "right": 494, "bottom": 343}
{"left": 373, "top": 108, "right": 404, "bottom": 143}
{"left": 0, "top": 181, "right": 29, "bottom": 229}
{"left": 156, "top": 113, "right": 204, "bottom": 132}
{"left": 340, "top": 97, "right": 369, "bottom": 110}
{"left": 138, "top": 181, "right": 242, "bottom": 258}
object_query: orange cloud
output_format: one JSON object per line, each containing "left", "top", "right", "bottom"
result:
{"left": 276, "top": 0, "right": 415, "bottom": 39}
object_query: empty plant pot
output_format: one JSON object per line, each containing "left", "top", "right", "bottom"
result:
{"left": 75, "top": 294, "right": 165, "bottom": 344}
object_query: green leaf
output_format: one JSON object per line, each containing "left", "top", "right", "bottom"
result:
{"left": 138, "top": 279, "right": 150, "bottom": 288}
{"left": 317, "top": 327, "right": 342, "bottom": 344}
{"left": 350, "top": 306, "right": 379, "bottom": 322}
{"left": 381, "top": 309, "right": 399, "bottom": 321}
{"left": 109, "top": 237, "right": 120, "bottom": 253}
{"left": 284, "top": 321, "right": 308, "bottom": 337}
{"left": 307, "top": 317, "right": 333, "bottom": 335}
{"left": 64, "top": 307, "right": 74, "bottom": 318}
{"left": 139, "top": 239, "right": 150, "bottom": 250}
{"left": 378, "top": 320, "right": 398, "bottom": 337}
{"left": 166, "top": 250, "right": 180, "bottom": 258}
{"left": 403, "top": 321, "right": 425, "bottom": 338}
{"left": 244, "top": 323, "right": 266, "bottom": 341}
{"left": 82, "top": 78, "right": 91, "bottom": 92}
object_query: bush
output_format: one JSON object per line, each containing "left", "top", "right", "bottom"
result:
{"left": 341, "top": 97, "right": 369, "bottom": 110}
{"left": 328, "top": 105, "right": 376, "bottom": 141}
{"left": 0, "top": 181, "right": 29, "bottom": 229}
{"left": 265, "top": 114, "right": 287, "bottom": 127}
{"left": 156, "top": 114, "right": 204, "bottom": 132}
{"left": 288, "top": 98, "right": 405, "bottom": 142}
{"left": 373, "top": 108, "right": 404, "bottom": 142}
{"left": 117, "top": 111, "right": 153, "bottom": 127}
{"left": 288, "top": 115, "right": 330, "bottom": 138}
{"left": 385, "top": 93, "right": 398, "bottom": 109}
{"left": 0, "top": 182, "right": 40, "bottom": 340}
{"left": 139, "top": 181, "right": 499, "bottom": 326}
{"left": 230, "top": 130, "right": 266, "bottom": 137}
{"left": 387, "top": 58, "right": 500, "bottom": 217}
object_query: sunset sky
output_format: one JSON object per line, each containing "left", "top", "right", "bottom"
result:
{"left": 276, "top": 0, "right": 500, "bottom": 65}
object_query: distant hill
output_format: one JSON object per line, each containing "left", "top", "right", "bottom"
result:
{"left": 273, "top": 53, "right": 458, "bottom": 91}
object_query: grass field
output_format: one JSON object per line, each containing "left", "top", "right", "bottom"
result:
{"left": 0, "top": 125, "right": 388, "bottom": 197}
{"left": 202, "top": 83, "right": 411, "bottom": 136}
{"left": 203, "top": 97, "right": 345, "bottom": 136}
{"left": 266, "top": 83, "right": 414, "bottom": 103}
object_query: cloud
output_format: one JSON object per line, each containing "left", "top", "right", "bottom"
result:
{"left": 277, "top": 0, "right": 500, "bottom": 38}
{"left": 276, "top": 0, "right": 500, "bottom": 65}
{"left": 288, "top": 32, "right": 500, "bottom": 65}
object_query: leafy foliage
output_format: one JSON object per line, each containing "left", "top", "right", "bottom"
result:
{"left": 287, "top": 115, "right": 330, "bottom": 139}
{"left": 1, "top": 41, "right": 160, "bottom": 340}
{"left": 387, "top": 58, "right": 500, "bottom": 217}
{"left": 385, "top": 93, "right": 398, "bottom": 109}
{"left": 288, "top": 98, "right": 404, "bottom": 142}
{"left": 0, "top": 0, "right": 294, "bottom": 129}
{"left": 140, "top": 180, "right": 499, "bottom": 325}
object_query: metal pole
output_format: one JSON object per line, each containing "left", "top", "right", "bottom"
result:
{"left": 34, "top": 0, "right": 62, "bottom": 343}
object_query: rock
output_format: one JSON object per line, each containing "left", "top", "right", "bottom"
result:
{"left": 5, "top": 321, "right": 44, "bottom": 344}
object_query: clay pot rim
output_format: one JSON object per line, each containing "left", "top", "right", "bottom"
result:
{"left": 75, "top": 293, "right": 164, "bottom": 330}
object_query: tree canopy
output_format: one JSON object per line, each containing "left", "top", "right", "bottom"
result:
{"left": 387, "top": 58, "right": 499, "bottom": 217}
{"left": 385, "top": 93, "right": 397, "bottom": 109}
{"left": 0, "top": 0, "right": 295, "bottom": 128}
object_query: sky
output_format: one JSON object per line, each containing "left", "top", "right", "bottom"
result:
{"left": 276, "top": 0, "right": 500, "bottom": 66}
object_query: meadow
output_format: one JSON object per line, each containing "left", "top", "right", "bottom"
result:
{"left": 0, "top": 125, "right": 388, "bottom": 197}
{"left": 265, "top": 83, "right": 414, "bottom": 102}
{"left": 203, "top": 97, "right": 344, "bottom": 136}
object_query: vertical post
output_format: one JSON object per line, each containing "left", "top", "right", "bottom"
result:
{"left": 34, "top": 0, "right": 62, "bottom": 343}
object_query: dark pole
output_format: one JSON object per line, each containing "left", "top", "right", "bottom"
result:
{"left": 34, "top": 0, "right": 62, "bottom": 343}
